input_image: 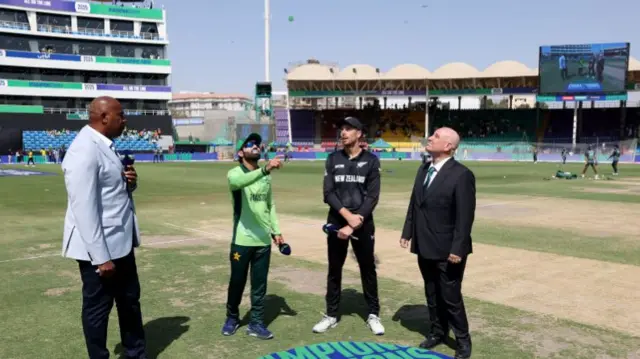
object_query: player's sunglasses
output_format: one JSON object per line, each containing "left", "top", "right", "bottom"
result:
{"left": 244, "top": 141, "right": 259, "bottom": 148}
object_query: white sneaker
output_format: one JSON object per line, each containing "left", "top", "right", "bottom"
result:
{"left": 312, "top": 314, "right": 338, "bottom": 333}
{"left": 367, "top": 314, "right": 385, "bottom": 335}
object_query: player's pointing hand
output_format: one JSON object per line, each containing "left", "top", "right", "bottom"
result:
{"left": 266, "top": 155, "right": 283, "bottom": 172}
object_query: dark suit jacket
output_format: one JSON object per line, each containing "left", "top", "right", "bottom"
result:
{"left": 401, "top": 158, "right": 476, "bottom": 260}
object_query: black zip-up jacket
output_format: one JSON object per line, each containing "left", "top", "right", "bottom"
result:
{"left": 323, "top": 149, "right": 381, "bottom": 225}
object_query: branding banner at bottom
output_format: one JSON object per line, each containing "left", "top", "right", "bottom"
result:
{"left": 258, "top": 341, "right": 453, "bottom": 359}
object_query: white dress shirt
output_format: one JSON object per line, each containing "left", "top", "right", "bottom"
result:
{"left": 425, "top": 156, "right": 452, "bottom": 187}
{"left": 87, "top": 126, "right": 113, "bottom": 149}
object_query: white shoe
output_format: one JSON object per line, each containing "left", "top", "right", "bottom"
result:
{"left": 367, "top": 314, "right": 385, "bottom": 335}
{"left": 312, "top": 314, "right": 338, "bottom": 333}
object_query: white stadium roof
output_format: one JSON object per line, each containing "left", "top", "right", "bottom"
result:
{"left": 286, "top": 57, "right": 640, "bottom": 81}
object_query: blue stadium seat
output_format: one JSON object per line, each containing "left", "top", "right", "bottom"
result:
{"left": 21, "top": 131, "right": 157, "bottom": 151}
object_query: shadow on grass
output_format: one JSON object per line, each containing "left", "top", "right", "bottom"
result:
{"left": 336, "top": 288, "right": 370, "bottom": 322}
{"left": 392, "top": 304, "right": 457, "bottom": 350}
{"left": 114, "top": 316, "right": 190, "bottom": 359}
{"left": 240, "top": 294, "right": 298, "bottom": 327}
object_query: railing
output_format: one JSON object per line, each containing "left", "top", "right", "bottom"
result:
{"left": 75, "top": 26, "right": 105, "bottom": 37}
{"left": 110, "top": 29, "right": 135, "bottom": 37}
{"left": 37, "top": 23, "right": 71, "bottom": 34}
{"left": 0, "top": 20, "right": 30, "bottom": 31}
{"left": 30, "top": 22, "right": 166, "bottom": 41}
{"left": 43, "top": 108, "right": 170, "bottom": 116}
{"left": 139, "top": 32, "right": 160, "bottom": 40}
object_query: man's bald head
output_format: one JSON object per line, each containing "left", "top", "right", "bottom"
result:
{"left": 88, "top": 96, "right": 126, "bottom": 139}
{"left": 425, "top": 126, "right": 461, "bottom": 160}
{"left": 438, "top": 127, "right": 460, "bottom": 151}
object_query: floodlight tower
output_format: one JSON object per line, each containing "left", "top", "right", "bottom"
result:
{"left": 254, "top": 0, "right": 274, "bottom": 140}
{"left": 255, "top": 81, "right": 273, "bottom": 134}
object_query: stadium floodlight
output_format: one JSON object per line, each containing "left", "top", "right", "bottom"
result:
{"left": 255, "top": 82, "right": 273, "bottom": 130}
{"left": 264, "top": 0, "right": 271, "bottom": 82}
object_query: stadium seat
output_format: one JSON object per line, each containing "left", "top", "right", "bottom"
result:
{"left": 22, "top": 131, "right": 158, "bottom": 152}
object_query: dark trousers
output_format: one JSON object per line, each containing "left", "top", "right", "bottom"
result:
{"left": 583, "top": 162, "right": 597, "bottom": 173}
{"left": 418, "top": 256, "right": 470, "bottom": 342}
{"left": 325, "top": 220, "right": 380, "bottom": 318}
{"left": 225, "top": 244, "right": 271, "bottom": 324}
{"left": 612, "top": 160, "right": 618, "bottom": 173}
{"left": 77, "top": 250, "right": 146, "bottom": 359}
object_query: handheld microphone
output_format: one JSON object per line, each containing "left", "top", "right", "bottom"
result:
{"left": 120, "top": 151, "right": 135, "bottom": 168}
{"left": 322, "top": 223, "right": 359, "bottom": 240}
{"left": 120, "top": 151, "right": 136, "bottom": 193}
{"left": 271, "top": 234, "right": 291, "bottom": 255}
{"left": 278, "top": 243, "right": 291, "bottom": 256}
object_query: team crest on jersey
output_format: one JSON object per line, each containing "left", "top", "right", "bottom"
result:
{"left": 357, "top": 161, "right": 367, "bottom": 168}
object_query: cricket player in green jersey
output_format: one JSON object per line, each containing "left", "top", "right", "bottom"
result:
{"left": 581, "top": 145, "right": 599, "bottom": 179}
{"left": 222, "top": 133, "right": 285, "bottom": 340}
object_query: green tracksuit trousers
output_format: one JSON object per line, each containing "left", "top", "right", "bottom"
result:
{"left": 225, "top": 243, "right": 271, "bottom": 324}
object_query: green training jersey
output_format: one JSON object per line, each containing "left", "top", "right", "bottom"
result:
{"left": 611, "top": 149, "right": 620, "bottom": 161}
{"left": 586, "top": 150, "right": 595, "bottom": 162}
{"left": 227, "top": 164, "right": 281, "bottom": 246}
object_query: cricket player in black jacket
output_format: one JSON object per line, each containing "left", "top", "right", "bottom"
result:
{"left": 313, "top": 116, "right": 384, "bottom": 336}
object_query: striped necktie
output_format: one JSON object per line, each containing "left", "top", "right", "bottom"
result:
{"left": 423, "top": 166, "right": 436, "bottom": 187}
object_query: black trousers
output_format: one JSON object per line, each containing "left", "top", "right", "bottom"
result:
{"left": 417, "top": 256, "right": 470, "bottom": 342}
{"left": 225, "top": 244, "right": 271, "bottom": 324}
{"left": 77, "top": 250, "right": 146, "bottom": 359}
{"left": 325, "top": 220, "right": 380, "bottom": 318}
{"left": 612, "top": 160, "right": 618, "bottom": 173}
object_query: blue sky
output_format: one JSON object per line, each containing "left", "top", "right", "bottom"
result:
{"left": 158, "top": 0, "right": 640, "bottom": 96}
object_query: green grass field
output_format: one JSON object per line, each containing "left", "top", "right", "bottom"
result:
{"left": 1, "top": 160, "right": 639, "bottom": 359}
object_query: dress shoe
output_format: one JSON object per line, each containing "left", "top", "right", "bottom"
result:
{"left": 419, "top": 335, "right": 445, "bottom": 349}
{"left": 454, "top": 340, "right": 471, "bottom": 359}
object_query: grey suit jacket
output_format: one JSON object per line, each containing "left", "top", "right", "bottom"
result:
{"left": 61, "top": 125, "right": 141, "bottom": 265}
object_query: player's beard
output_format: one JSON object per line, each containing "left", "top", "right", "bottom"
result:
{"left": 243, "top": 150, "right": 261, "bottom": 163}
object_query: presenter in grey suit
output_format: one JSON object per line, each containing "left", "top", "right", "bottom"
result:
{"left": 400, "top": 127, "right": 475, "bottom": 359}
{"left": 62, "top": 96, "right": 146, "bottom": 359}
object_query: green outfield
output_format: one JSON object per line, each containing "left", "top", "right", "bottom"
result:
{"left": 539, "top": 56, "right": 627, "bottom": 94}
{"left": 1, "top": 160, "right": 639, "bottom": 359}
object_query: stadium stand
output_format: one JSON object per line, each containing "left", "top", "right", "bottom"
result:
{"left": 22, "top": 128, "right": 161, "bottom": 151}
{"left": 290, "top": 109, "right": 315, "bottom": 146}
{"left": 287, "top": 106, "right": 640, "bottom": 151}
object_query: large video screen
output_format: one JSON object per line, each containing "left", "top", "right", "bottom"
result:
{"left": 538, "top": 42, "right": 630, "bottom": 95}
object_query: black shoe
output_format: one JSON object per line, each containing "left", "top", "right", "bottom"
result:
{"left": 454, "top": 339, "right": 472, "bottom": 359}
{"left": 419, "top": 335, "right": 445, "bottom": 349}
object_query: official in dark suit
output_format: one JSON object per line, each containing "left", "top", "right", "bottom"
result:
{"left": 400, "top": 127, "right": 475, "bottom": 359}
